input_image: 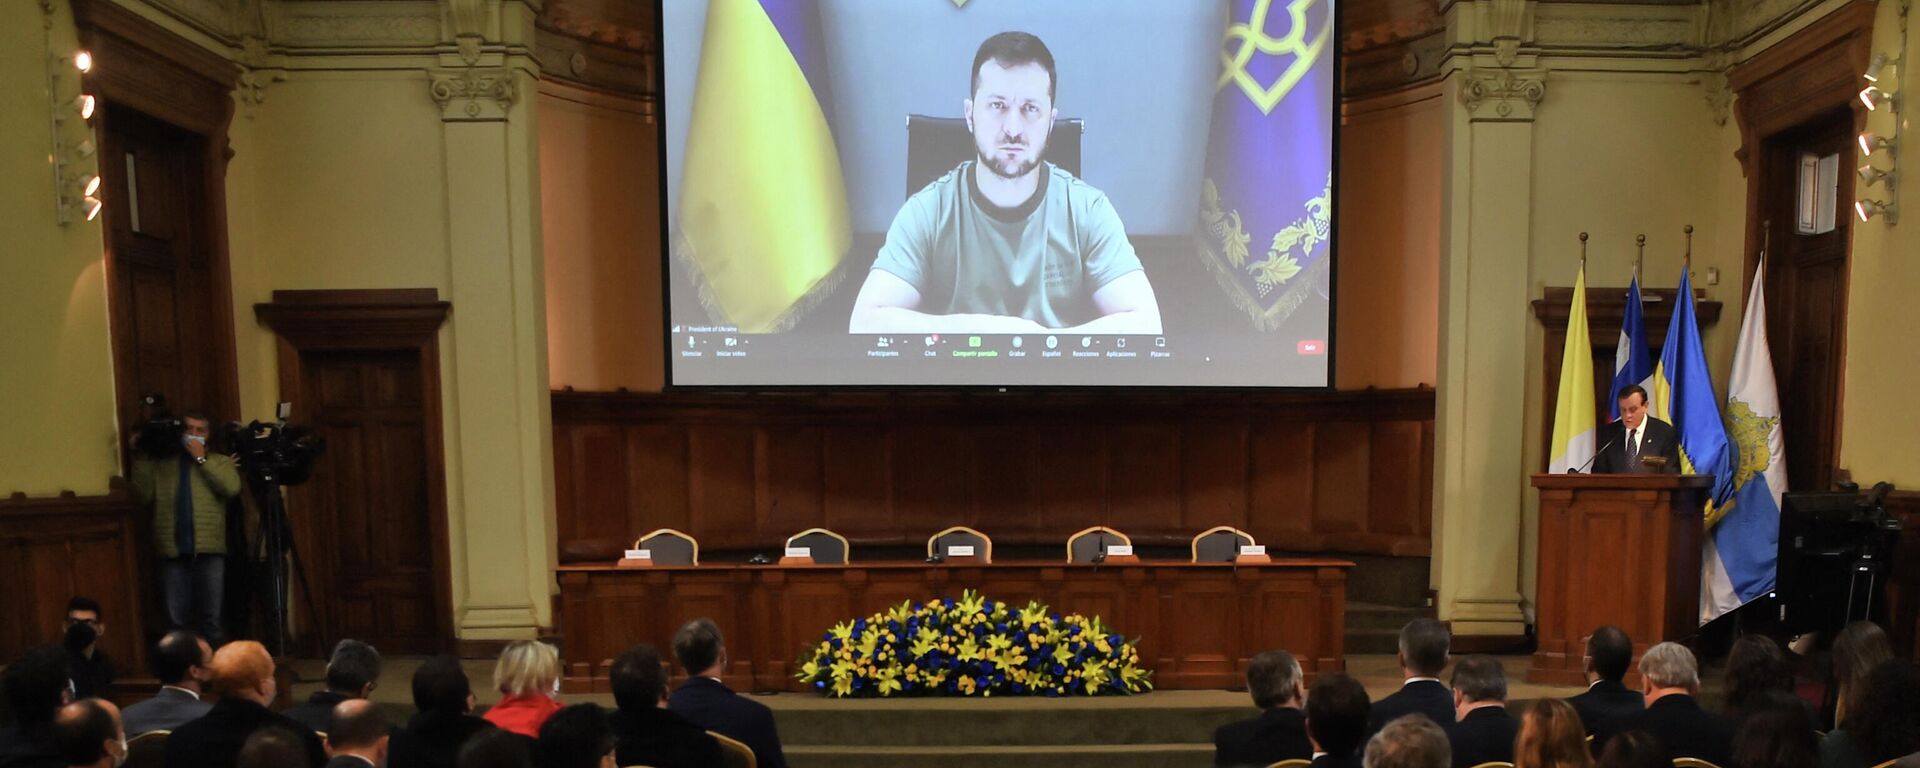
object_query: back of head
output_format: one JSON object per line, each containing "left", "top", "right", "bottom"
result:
{"left": 1636, "top": 641, "right": 1698, "bottom": 693}
{"left": 493, "top": 640, "right": 559, "bottom": 698}
{"left": 1398, "top": 619, "right": 1450, "bottom": 678}
{"left": 237, "top": 727, "right": 310, "bottom": 768}
{"left": 1595, "top": 730, "right": 1669, "bottom": 768}
{"left": 1586, "top": 625, "right": 1633, "bottom": 682}
{"left": 1515, "top": 699, "right": 1591, "bottom": 768}
{"left": 3, "top": 645, "right": 72, "bottom": 724}
{"left": 52, "top": 699, "right": 119, "bottom": 767}
{"left": 1245, "top": 649, "right": 1303, "bottom": 709}
{"left": 1834, "top": 621, "right": 1894, "bottom": 716}
{"left": 672, "top": 619, "right": 723, "bottom": 676}
{"left": 536, "top": 704, "right": 613, "bottom": 768}
{"left": 327, "top": 699, "right": 388, "bottom": 752}
{"left": 1730, "top": 692, "right": 1819, "bottom": 768}
{"left": 1724, "top": 635, "right": 1793, "bottom": 717}
{"left": 413, "top": 655, "right": 473, "bottom": 714}
{"left": 459, "top": 728, "right": 533, "bottom": 768}
{"left": 609, "top": 644, "right": 667, "bottom": 712}
{"left": 1306, "top": 672, "right": 1371, "bottom": 759}
{"left": 1449, "top": 654, "right": 1506, "bottom": 704}
{"left": 210, "top": 641, "right": 276, "bottom": 701}
{"left": 152, "top": 631, "right": 205, "bottom": 687}
{"left": 325, "top": 639, "right": 382, "bottom": 695}
{"left": 1364, "top": 714, "right": 1450, "bottom": 768}
{"left": 1850, "top": 659, "right": 1920, "bottom": 762}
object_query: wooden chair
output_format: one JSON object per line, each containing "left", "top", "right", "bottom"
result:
{"left": 1467, "top": 763, "right": 1516, "bottom": 768}
{"left": 785, "top": 528, "right": 849, "bottom": 565}
{"left": 1868, "top": 760, "right": 1901, "bottom": 768}
{"left": 709, "top": 731, "right": 756, "bottom": 768}
{"left": 124, "top": 730, "right": 168, "bottom": 768}
{"left": 1191, "top": 525, "right": 1255, "bottom": 562}
{"left": 635, "top": 528, "right": 698, "bottom": 566}
{"left": 1066, "top": 526, "right": 1131, "bottom": 563}
{"left": 1265, "top": 760, "right": 1312, "bottom": 768}
{"left": 1672, "top": 759, "right": 1726, "bottom": 768}
{"left": 928, "top": 526, "right": 992, "bottom": 562}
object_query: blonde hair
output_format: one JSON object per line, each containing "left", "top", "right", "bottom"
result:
{"left": 493, "top": 640, "right": 560, "bottom": 697}
{"left": 1515, "top": 699, "right": 1593, "bottom": 768}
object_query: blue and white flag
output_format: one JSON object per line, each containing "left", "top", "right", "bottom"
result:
{"left": 1610, "top": 273, "right": 1654, "bottom": 419}
{"left": 1702, "top": 263, "right": 1785, "bottom": 623}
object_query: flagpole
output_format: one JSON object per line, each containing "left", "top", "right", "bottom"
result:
{"left": 1635, "top": 234, "right": 1646, "bottom": 281}
{"left": 1683, "top": 224, "right": 1694, "bottom": 269}
{"left": 1578, "top": 231, "right": 1588, "bottom": 269}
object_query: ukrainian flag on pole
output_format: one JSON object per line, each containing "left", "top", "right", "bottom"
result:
{"left": 1703, "top": 262, "right": 1784, "bottom": 623}
{"left": 1650, "top": 267, "right": 1736, "bottom": 523}
{"left": 1547, "top": 264, "right": 1596, "bottom": 473}
{"left": 676, "top": 0, "right": 852, "bottom": 332}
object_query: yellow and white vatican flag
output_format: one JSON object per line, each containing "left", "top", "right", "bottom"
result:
{"left": 1548, "top": 264, "right": 1597, "bottom": 473}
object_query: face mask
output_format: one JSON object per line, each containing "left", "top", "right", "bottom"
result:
{"left": 63, "top": 622, "right": 98, "bottom": 652}
{"left": 183, "top": 434, "right": 208, "bottom": 446}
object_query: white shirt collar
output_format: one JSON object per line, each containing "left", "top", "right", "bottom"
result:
{"left": 337, "top": 755, "right": 376, "bottom": 768}
{"left": 1404, "top": 676, "right": 1443, "bottom": 685}
{"left": 160, "top": 686, "right": 201, "bottom": 701}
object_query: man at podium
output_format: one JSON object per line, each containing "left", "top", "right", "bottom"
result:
{"left": 1592, "top": 385, "right": 1680, "bottom": 473}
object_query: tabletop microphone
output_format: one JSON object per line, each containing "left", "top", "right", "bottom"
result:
{"left": 1571, "top": 437, "right": 1617, "bottom": 474}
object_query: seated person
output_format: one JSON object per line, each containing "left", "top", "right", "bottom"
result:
{"left": 0, "top": 645, "right": 74, "bottom": 768}
{"left": 1304, "top": 672, "right": 1370, "bottom": 768}
{"left": 1568, "top": 625, "right": 1642, "bottom": 748}
{"left": 1615, "top": 642, "right": 1734, "bottom": 766}
{"left": 481, "top": 641, "right": 563, "bottom": 738}
{"left": 667, "top": 619, "right": 788, "bottom": 768}
{"left": 52, "top": 699, "right": 126, "bottom": 768}
{"left": 1514, "top": 699, "right": 1590, "bottom": 768}
{"left": 236, "top": 727, "right": 312, "bottom": 768}
{"left": 164, "top": 640, "right": 327, "bottom": 768}
{"left": 122, "top": 631, "right": 215, "bottom": 736}
{"left": 389, "top": 655, "right": 497, "bottom": 768}
{"left": 285, "top": 639, "right": 382, "bottom": 734}
{"left": 608, "top": 644, "right": 720, "bottom": 768}
{"left": 1364, "top": 715, "right": 1450, "bottom": 768}
{"left": 849, "top": 31, "right": 1161, "bottom": 336}
{"left": 456, "top": 730, "right": 533, "bottom": 768}
{"left": 535, "top": 705, "right": 616, "bottom": 768}
{"left": 60, "top": 599, "right": 115, "bottom": 701}
{"left": 1443, "top": 655, "right": 1518, "bottom": 768}
{"left": 1368, "top": 619, "right": 1455, "bottom": 735}
{"left": 1214, "top": 649, "right": 1311, "bottom": 767}
{"left": 323, "top": 700, "right": 389, "bottom": 768}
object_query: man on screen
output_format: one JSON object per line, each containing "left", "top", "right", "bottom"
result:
{"left": 849, "top": 32, "right": 1162, "bottom": 335}
{"left": 1592, "top": 384, "right": 1681, "bottom": 473}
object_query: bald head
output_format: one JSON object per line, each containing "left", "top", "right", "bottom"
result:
{"left": 210, "top": 641, "right": 277, "bottom": 705}
{"left": 327, "top": 698, "right": 390, "bottom": 764}
{"left": 53, "top": 698, "right": 124, "bottom": 768}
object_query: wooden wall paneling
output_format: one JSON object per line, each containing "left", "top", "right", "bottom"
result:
{"left": 628, "top": 425, "right": 689, "bottom": 536}
{"left": 822, "top": 426, "right": 891, "bottom": 539}
{"left": 892, "top": 426, "right": 975, "bottom": 536}
{"left": 757, "top": 426, "right": 824, "bottom": 537}
{"left": 0, "top": 490, "right": 149, "bottom": 681}
{"left": 1028, "top": 425, "right": 1109, "bottom": 539}
{"left": 1249, "top": 420, "right": 1318, "bottom": 547}
{"left": 1181, "top": 422, "right": 1251, "bottom": 534}
{"left": 1313, "top": 422, "right": 1371, "bottom": 537}
{"left": 1107, "top": 424, "right": 1181, "bottom": 533}
{"left": 686, "top": 426, "right": 756, "bottom": 549}
{"left": 971, "top": 425, "right": 1038, "bottom": 539}
{"left": 1368, "top": 420, "right": 1424, "bottom": 538}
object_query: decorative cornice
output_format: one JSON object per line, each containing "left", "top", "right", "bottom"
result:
{"left": 1345, "top": 30, "right": 1448, "bottom": 96}
{"left": 1533, "top": 7, "right": 1700, "bottom": 51}
{"left": 1459, "top": 66, "right": 1546, "bottom": 120}
{"left": 533, "top": 25, "right": 653, "bottom": 103}
{"left": 269, "top": 1, "right": 442, "bottom": 50}
{"left": 430, "top": 66, "right": 518, "bottom": 121}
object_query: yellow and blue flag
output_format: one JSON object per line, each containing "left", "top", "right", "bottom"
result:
{"left": 1197, "top": 0, "right": 1335, "bottom": 330}
{"left": 1703, "top": 262, "right": 1784, "bottom": 623}
{"left": 1650, "top": 268, "right": 1735, "bottom": 512}
{"left": 676, "top": 0, "right": 851, "bottom": 332}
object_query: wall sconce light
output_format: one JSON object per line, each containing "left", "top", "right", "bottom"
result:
{"left": 45, "top": 41, "right": 101, "bottom": 226}
{"left": 72, "top": 49, "right": 92, "bottom": 73}
{"left": 1860, "top": 164, "right": 1894, "bottom": 187}
{"left": 1860, "top": 133, "right": 1894, "bottom": 155}
{"left": 1861, "top": 86, "right": 1896, "bottom": 112}
{"left": 73, "top": 94, "right": 94, "bottom": 120}
{"left": 1857, "top": 199, "right": 1893, "bottom": 222}
{"left": 1865, "top": 53, "right": 1899, "bottom": 83}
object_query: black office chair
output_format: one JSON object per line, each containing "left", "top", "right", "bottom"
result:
{"left": 635, "top": 529, "right": 698, "bottom": 566}
{"left": 1191, "top": 526, "right": 1255, "bottom": 563}
{"left": 785, "top": 528, "right": 849, "bottom": 565}
{"left": 905, "top": 114, "right": 1084, "bottom": 198}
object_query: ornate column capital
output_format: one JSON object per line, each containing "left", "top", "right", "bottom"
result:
{"left": 430, "top": 67, "right": 517, "bottom": 121}
{"left": 1459, "top": 66, "right": 1545, "bottom": 121}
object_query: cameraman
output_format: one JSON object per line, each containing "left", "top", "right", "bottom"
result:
{"left": 129, "top": 410, "right": 241, "bottom": 642}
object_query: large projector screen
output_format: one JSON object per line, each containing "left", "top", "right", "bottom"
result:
{"left": 661, "top": 0, "right": 1336, "bottom": 387}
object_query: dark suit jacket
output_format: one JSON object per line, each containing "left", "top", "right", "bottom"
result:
{"left": 1368, "top": 680, "right": 1455, "bottom": 735}
{"left": 1311, "top": 753, "right": 1364, "bottom": 768}
{"left": 122, "top": 687, "right": 214, "bottom": 736}
{"left": 668, "top": 678, "right": 787, "bottom": 768}
{"left": 1568, "top": 679, "right": 1643, "bottom": 746}
{"left": 1617, "top": 694, "right": 1734, "bottom": 766}
{"left": 0, "top": 723, "right": 62, "bottom": 768}
{"left": 283, "top": 690, "right": 354, "bottom": 734}
{"left": 609, "top": 705, "right": 723, "bottom": 768}
{"left": 66, "top": 648, "right": 116, "bottom": 700}
{"left": 1214, "top": 706, "right": 1313, "bottom": 767}
{"left": 323, "top": 756, "right": 376, "bottom": 768}
{"left": 163, "top": 697, "right": 328, "bottom": 768}
{"left": 388, "top": 710, "right": 494, "bottom": 768}
{"left": 1592, "top": 417, "right": 1681, "bottom": 474}
{"left": 1445, "top": 706, "right": 1518, "bottom": 768}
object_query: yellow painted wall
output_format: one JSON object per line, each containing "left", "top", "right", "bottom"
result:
{"left": 1337, "top": 85, "right": 1444, "bottom": 390}
{"left": 0, "top": 0, "right": 119, "bottom": 496}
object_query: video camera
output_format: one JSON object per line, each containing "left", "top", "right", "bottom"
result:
{"left": 222, "top": 419, "right": 324, "bottom": 487}
{"left": 131, "top": 394, "right": 188, "bottom": 459}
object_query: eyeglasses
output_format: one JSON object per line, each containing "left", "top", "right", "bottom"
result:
{"left": 65, "top": 617, "right": 101, "bottom": 627}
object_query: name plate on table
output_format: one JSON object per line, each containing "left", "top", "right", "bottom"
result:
{"left": 618, "top": 549, "right": 653, "bottom": 568}
{"left": 1106, "top": 545, "right": 1134, "bottom": 557}
{"left": 947, "top": 545, "right": 976, "bottom": 557}
{"left": 779, "top": 546, "right": 815, "bottom": 566}
{"left": 1235, "top": 544, "right": 1271, "bottom": 564}
{"left": 785, "top": 547, "right": 811, "bottom": 558}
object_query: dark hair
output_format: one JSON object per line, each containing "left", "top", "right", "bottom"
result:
{"left": 1724, "top": 635, "right": 1794, "bottom": 721}
{"left": 1449, "top": 654, "right": 1506, "bottom": 703}
{"left": 152, "top": 631, "right": 205, "bottom": 686}
{"left": 1851, "top": 659, "right": 1920, "bottom": 762}
{"left": 1399, "top": 619, "right": 1450, "bottom": 677}
{"left": 52, "top": 699, "right": 117, "bottom": 766}
{"left": 459, "top": 728, "right": 533, "bottom": 768}
{"left": 1305, "top": 672, "right": 1370, "bottom": 759}
{"left": 238, "top": 727, "right": 311, "bottom": 768}
{"left": 327, "top": 700, "right": 390, "bottom": 751}
{"left": 610, "top": 644, "right": 668, "bottom": 712}
{"left": 178, "top": 409, "right": 210, "bottom": 425}
{"left": 65, "top": 597, "right": 102, "bottom": 620}
{"left": 1730, "top": 692, "right": 1819, "bottom": 768}
{"left": 412, "top": 655, "right": 473, "bottom": 714}
{"left": 4, "top": 645, "right": 71, "bottom": 723}
{"left": 1586, "top": 625, "right": 1632, "bottom": 682}
{"left": 326, "top": 639, "right": 382, "bottom": 694}
{"left": 1245, "top": 649, "right": 1303, "bottom": 709}
{"left": 536, "top": 704, "right": 615, "bottom": 768}
{"left": 1615, "top": 384, "right": 1648, "bottom": 405}
{"left": 1515, "top": 698, "right": 1592, "bottom": 768}
{"left": 1833, "top": 621, "right": 1894, "bottom": 724}
{"left": 672, "top": 618, "right": 724, "bottom": 675}
{"left": 971, "top": 31, "right": 1056, "bottom": 101}
{"left": 1595, "top": 730, "right": 1669, "bottom": 768}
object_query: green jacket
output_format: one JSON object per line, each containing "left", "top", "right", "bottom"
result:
{"left": 130, "top": 453, "right": 242, "bottom": 558}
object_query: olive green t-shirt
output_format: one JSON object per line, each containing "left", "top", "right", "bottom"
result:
{"left": 871, "top": 161, "right": 1142, "bottom": 329}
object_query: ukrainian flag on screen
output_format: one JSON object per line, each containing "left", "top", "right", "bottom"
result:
{"left": 676, "top": 0, "right": 851, "bottom": 333}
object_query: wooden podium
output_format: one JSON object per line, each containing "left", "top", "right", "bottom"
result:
{"left": 1528, "top": 473, "right": 1713, "bottom": 685}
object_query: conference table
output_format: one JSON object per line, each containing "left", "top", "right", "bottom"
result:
{"left": 556, "top": 558, "right": 1352, "bottom": 693}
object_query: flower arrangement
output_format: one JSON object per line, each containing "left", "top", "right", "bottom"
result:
{"left": 794, "top": 590, "right": 1153, "bottom": 698}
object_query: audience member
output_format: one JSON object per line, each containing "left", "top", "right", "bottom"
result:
{"left": 1828, "top": 621, "right": 1894, "bottom": 730}
{"left": 1822, "top": 659, "right": 1920, "bottom": 768}
{"left": 50, "top": 700, "right": 123, "bottom": 768}
{"left": 1368, "top": 619, "right": 1454, "bottom": 735}
{"left": 1515, "top": 698, "right": 1592, "bottom": 768}
{"left": 1614, "top": 641, "right": 1733, "bottom": 766}
{"left": 164, "top": 640, "right": 326, "bottom": 768}
{"left": 667, "top": 619, "right": 788, "bottom": 768}
{"left": 1724, "top": 634, "right": 1796, "bottom": 725}
{"left": 481, "top": 641, "right": 563, "bottom": 738}
{"left": 1732, "top": 691, "right": 1818, "bottom": 768}
{"left": 59, "top": 599, "right": 115, "bottom": 701}
{"left": 130, "top": 408, "right": 240, "bottom": 642}
{"left": 534, "top": 705, "right": 616, "bottom": 768}
{"left": 122, "top": 631, "right": 214, "bottom": 736}
{"left": 236, "top": 727, "right": 312, "bottom": 768}
{"left": 457, "top": 729, "right": 533, "bottom": 768}
{"left": 1305, "top": 672, "right": 1371, "bottom": 768}
{"left": 1566, "top": 625, "right": 1641, "bottom": 747}
{"left": 0, "top": 645, "right": 74, "bottom": 768}
{"left": 286, "top": 640, "right": 383, "bottom": 734}
{"left": 606, "top": 644, "right": 719, "bottom": 768}
{"left": 1593, "top": 730, "right": 1667, "bottom": 768}
{"left": 1443, "top": 655, "right": 1517, "bottom": 768}
{"left": 1363, "top": 714, "right": 1449, "bottom": 768}
{"left": 1215, "top": 649, "right": 1312, "bottom": 767}
{"left": 390, "top": 656, "right": 496, "bottom": 768}
{"left": 323, "top": 699, "right": 390, "bottom": 768}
